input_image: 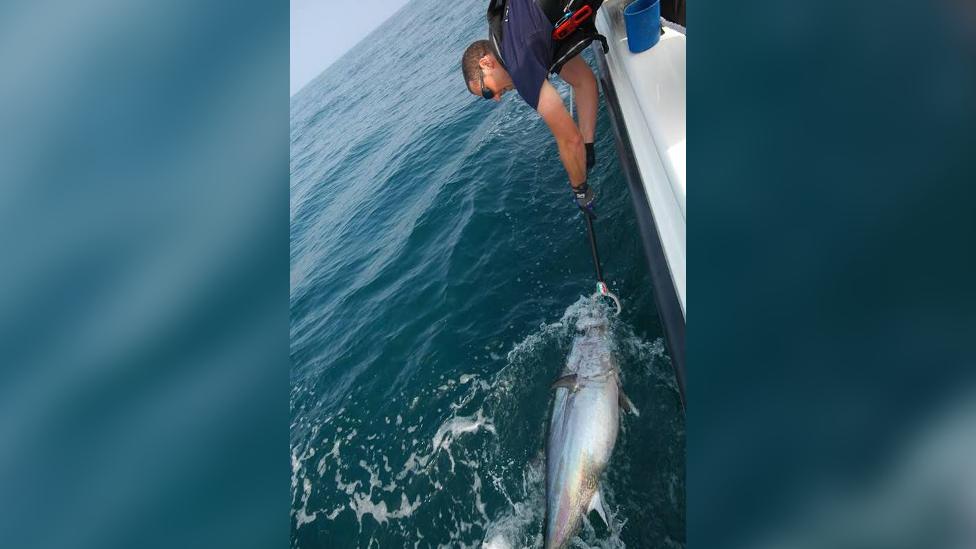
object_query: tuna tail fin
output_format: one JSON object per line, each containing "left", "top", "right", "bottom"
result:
{"left": 587, "top": 488, "right": 610, "bottom": 528}
{"left": 619, "top": 391, "right": 640, "bottom": 417}
{"left": 551, "top": 374, "right": 579, "bottom": 392}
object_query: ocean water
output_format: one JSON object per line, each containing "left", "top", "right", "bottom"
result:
{"left": 289, "top": 0, "right": 684, "bottom": 547}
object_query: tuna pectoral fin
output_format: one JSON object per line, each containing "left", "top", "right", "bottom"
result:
{"left": 551, "top": 374, "right": 578, "bottom": 392}
{"left": 619, "top": 391, "right": 640, "bottom": 417}
{"left": 587, "top": 488, "right": 610, "bottom": 528}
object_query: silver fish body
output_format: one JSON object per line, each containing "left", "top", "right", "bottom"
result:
{"left": 544, "top": 305, "right": 625, "bottom": 549}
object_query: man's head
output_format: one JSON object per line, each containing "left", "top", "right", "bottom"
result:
{"left": 460, "top": 40, "right": 513, "bottom": 103}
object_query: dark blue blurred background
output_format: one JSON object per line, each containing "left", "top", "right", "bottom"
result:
{"left": 691, "top": 1, "right": 976, "bottom": 548}
{"left": 1, "top": 0, "right": 974, "bottom": 547}
{"left": 0, "top": 1, "right": 288, "bottom": 548}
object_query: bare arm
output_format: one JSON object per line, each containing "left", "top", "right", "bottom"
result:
{"left": 536, "top": 80, "right": 586, "bottom": 188}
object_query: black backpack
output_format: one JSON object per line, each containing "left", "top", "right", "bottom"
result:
{"left": 487, "top": 0, "right": 608, "bottom": 75}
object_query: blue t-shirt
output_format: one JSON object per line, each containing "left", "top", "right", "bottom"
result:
{"left": 499, "top": 0, "right": 554, "bottom": 111}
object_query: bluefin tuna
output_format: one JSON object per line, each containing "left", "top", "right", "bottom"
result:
{"left": 544, "top": 301, "right": 637, "bottom": 549}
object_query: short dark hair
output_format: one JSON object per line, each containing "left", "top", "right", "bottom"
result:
{"left": 461, "top": 40, "right": 493, "bottom": 90}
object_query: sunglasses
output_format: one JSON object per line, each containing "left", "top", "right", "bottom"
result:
{"left": 479, "top": 70, "right": 495, "bottom": 100}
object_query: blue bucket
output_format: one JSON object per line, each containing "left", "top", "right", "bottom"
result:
{"left": 623, "top": 0, "right": 661, "bottom": 54}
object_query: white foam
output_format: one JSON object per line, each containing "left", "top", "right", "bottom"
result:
{"left": 335, "top": 469, "right": 361, "bottom": 495}
{"left": 431, "top": 409, "right": 496, "bottom": 454}
{"left": 294, "top": 507, "right": 317, "bottom": 528}
{"left": 316, "top": 437, "right": 342, "bottom": 476}
{"left": 504, "top": 296, "right": 593, "bottom": 367}
{"left": 391, "top": 408, "right": 496, "bottom": 490}
{"left": 291, "top": 442, "right": 319, "bottom": 494}
{"left": 349, "top": 491, "right": 422, "bottom": 527}
{"left": 294, "top": 477, "right": 317, "bottom": 528}
{"left": 481, "top": 456, "right": 546, "bottom": 548}
{"left": 291, "top": 450, "right": 301, "bottom": 482}
{"left": 482, "top": 534, "right": 512, "bottom": 549}
{"left": 473, "top": 473, "right": 488, "bottom": 520}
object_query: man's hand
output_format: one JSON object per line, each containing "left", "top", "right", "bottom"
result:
{"left": 572, "top": 181, "right": 596, "bottom": 217}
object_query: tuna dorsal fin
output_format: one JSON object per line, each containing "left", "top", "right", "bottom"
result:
{"left": 619, "top": 391, "right": 640, "bottom": 417}
{"left": 587, "top": 487, "right": 609, "bottom": 528}
{"left": 550, "top": 374, "right": 578, "bottom": 392}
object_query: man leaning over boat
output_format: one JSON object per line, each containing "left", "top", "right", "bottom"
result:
{"left": 460, "top": 0, "right": 607, "bottom": 215}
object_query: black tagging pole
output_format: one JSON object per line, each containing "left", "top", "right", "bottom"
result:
{"left": 583, "top": 211, "right": 604, "bottom": 283}
{"left": 581, "top": 209, "right": 621, "bottom": 314}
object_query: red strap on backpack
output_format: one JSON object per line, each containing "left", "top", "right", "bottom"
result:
{"left": 552, "top": 5, "right": 593, "bottom": 40}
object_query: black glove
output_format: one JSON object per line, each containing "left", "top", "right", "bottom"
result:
{"left": 585, "top": 143, "right": 595, "bottom": 172}
{"left": 572, "top": 180, "right": 596, "bottom": 217}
